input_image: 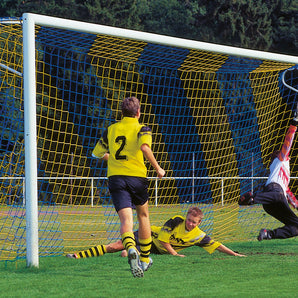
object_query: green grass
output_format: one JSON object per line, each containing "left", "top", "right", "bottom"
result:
{"left": 1, "top": 239, "right": 297, "bottom": 297}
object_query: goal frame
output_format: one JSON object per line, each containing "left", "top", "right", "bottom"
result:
{"left": 22, "top": 12, "right": 298, "bottom": 267}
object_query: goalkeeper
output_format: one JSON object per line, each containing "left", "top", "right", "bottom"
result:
{"left": 66, "top": 207, "right": 245, "bottom": 259}
{"left": 239, "top": 107, "right": 298, "bottom": 241}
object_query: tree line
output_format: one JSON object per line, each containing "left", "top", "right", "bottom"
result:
{"left": 0, "top": 0, "right": 297, "bottom": 56}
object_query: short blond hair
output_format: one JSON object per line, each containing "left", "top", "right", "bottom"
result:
{"left": 121, "top": 97, "right": 140, "bottom": 117}
{"left": 187, "top": 206, "right": 203, "bottom": 220}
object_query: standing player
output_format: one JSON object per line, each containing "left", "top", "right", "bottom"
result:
{"left": 92, "top": 97, "right": 165, "bottom": 278}
{"left": 239, "top": 109, "right": 298, "bottom": 240}
{"left": 66, "top": 207, "right": 245, "bottom": 259}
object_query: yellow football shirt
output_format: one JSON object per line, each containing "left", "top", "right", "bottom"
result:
{"left": 151, "top": 215, "right": 221, "bottom": 254}
{"left": 92, "top": 117, "right": 152, "bottom": 177}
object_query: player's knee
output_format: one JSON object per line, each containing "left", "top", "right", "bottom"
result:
{"left": 121, "top": 250, "right": 127, "bottom": 257}
{"left": 291, "top": 225, "right": 298, "bottom": 236}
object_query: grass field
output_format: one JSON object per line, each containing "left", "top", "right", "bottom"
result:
{"left": 1, "top": 203, "right": 297, "bottom": 297}
{"left": 1, "top": 238, "right": 297, "bottom": 297}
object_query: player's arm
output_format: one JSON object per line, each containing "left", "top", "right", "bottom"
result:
{"left": 159, "top": 240, "right": 186, "bottom": 257}
{"left": 278, "top": 125, "right": 297, "bottom": 161}
{"left": 216, "top": 244, "right": 246, "bottom": 257}
{"left": 92, "top": 130, "right": 109, "bottom": 160}
{"left": 141, "top": 144, "right": 165, "bottom": 178}
{"left": 278, "top": 107, "right": 298, "bottom": 161}
{"left": 157, "top": 216, "right": 185, "bottom": 256}
{"left": 139, "top": 126, "right": 165, "bottom": 178}
{"left": 101, "top": 153, "right": 109, "bottom": 161}
{"left": 197, "top": 234, "right": 240, "bottom": 256}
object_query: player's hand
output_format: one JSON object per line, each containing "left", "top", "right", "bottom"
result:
{"left": 293, "top": 102, "right": 298, "bottom": 124}
{"left": 156, "top": 168, "right": 165, "bottom": 179}
{"left": 290, "top": 103, "right": 298, "bottom": 126}
{"left": 174, "top": 253, "right": 186, "bottom": 257}
{"left": 234, "top": 252, "right": 246, "bottom": 257}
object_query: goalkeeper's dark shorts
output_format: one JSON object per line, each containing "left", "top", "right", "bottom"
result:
{"left": 108, "top": 175, "right": 149, "bottom": 212}
{"left": 133, "top": 231, "right": 161, "bottom": 254}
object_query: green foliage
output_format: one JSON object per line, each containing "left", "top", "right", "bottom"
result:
{"left": 0, "top": 0, "right": 20, "bottom": 17}
{"left": 3, "top": 0, "right": 85, "bottom": 21}
{"left": 83, "top": 0, "right": 141, "bottom": 29}
{"left": 0, "top": 0, "right": 296, "bottom": 54}
{"left": 271, "top": 0, "right": 297, "bottom": 55}
{"left": 190, "top": 0, "right": 277, "bottom": 51}
{"left": 137, "top": 0, "right": 196, "bottom": 39}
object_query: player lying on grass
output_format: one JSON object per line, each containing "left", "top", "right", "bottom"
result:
{"left": 66, "top": 207, "right": 245, "bottom": 260}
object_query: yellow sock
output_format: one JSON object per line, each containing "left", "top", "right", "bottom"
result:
{"left": 121, "top": 232, "right": 136, "bottom": 251}
{"left": 138, "top": 237, "right": 152, "bottom": 263}
{"left": 76, "top": 245, "right": 107, "bottom": 259}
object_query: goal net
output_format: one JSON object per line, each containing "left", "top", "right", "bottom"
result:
{"left": 0, "top": 14, "right": 297, "bottom": 264}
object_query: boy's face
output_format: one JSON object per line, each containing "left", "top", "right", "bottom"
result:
{"left": 185, "top": 213, "right": 201, "bottom": 231}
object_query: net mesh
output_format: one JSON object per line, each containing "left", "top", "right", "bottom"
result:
{"left": 0, "top": 19, "right": 297, "bottom": 261}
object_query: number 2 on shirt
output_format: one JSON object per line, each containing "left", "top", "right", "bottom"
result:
{"left": 115, "top": 136, "right": 127, "bottom": 160}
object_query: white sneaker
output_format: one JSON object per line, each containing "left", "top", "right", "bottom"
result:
{"left": 128, "top": 248, "right": 144, "bottom": 278}
{"left": 141, "top": 257, "right": 153, "bottom": 272}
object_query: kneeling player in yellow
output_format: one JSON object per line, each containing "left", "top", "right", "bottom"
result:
{"left": 66, "top": 207, "right": 246, "bottom": 261}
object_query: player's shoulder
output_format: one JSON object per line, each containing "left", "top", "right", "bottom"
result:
{"left": 107, "top": 121, "right": 119, "bottom": 132}
{"left": 138, "top": 125, "right": 152, "bottom": 138}
{"left": 163, "top": 215, "right": 185, "bottom": 230}
{"left": 100, "top": 129, "right": 108, "bottom": 144}
{"left": 140, "top": 125, "right": 151, "bottom": 132}
{"left": 151, "top": 225, "right": 161, "bottom": 234}
{"left": 172, "top": 215, "right": 184, "bottom": 221}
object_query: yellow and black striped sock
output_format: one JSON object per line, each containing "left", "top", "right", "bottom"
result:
{"left": 121, "top": 232, "right": 136, "bottom": 251}
{"left": 76, "top": 245, "right": 107, "bottom": 259}
{"left": 139, "top": 237, "right": 152, "bottom": 263}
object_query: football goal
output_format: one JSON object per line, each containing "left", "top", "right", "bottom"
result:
{"left": 0, "top": 13, "right": 297, "bottom": 267}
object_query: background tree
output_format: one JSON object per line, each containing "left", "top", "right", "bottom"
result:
{"left": 0, "top": 0, "right": 296, "bottom": 55}
{"left": 271, "top": 0, "right": 297, "bottom": 55}
{"left": 189, "top": 0, "right": 276, "bottom": 51}
{"left": 136, "top": 0, "right": 196, "bottom": 39}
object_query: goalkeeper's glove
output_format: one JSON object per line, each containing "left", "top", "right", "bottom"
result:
{"left": 291, "top": 103, "right": 298, "bottom": 126}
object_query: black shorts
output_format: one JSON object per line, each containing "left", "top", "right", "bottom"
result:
{"left": 108, "top": 175, "right": 149, "bottom": 212}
